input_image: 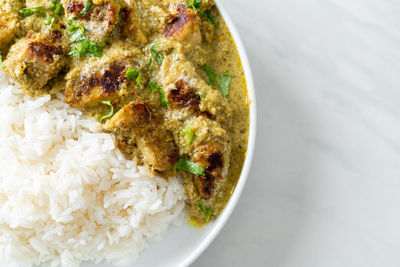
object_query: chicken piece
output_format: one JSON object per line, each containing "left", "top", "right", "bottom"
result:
{"left": 4, "top": 34, "right": 67, "bottom": 94}
{"left": 105, "top": 101, "right": 179, "bottom": 172}
{"left": 64, "top": 47, "right": 139, "bottom": 107}
{"left": 159, "top": 51, "right": 232, "bottom": 127}
{"left": 0, "top": 0, "right": 22, "bottom": 52}
{"left": 64, "top": 0, "right": 121, "bottom": 41}
{"left": 163, "top": 5, "right": 202, "bottom": 46}
{"left": 119, "top": 6, "right": 148, "bottom": 45}
{"left": 169, "top": 79, "right": 201, "bottom": 112}
{"left": 175, "top": 115, "right": 231, "bottom": 197}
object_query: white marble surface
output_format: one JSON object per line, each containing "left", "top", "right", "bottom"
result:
{"left": 193, "top": 0, "right": 400, "bottom": 266}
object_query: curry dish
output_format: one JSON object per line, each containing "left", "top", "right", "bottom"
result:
{"left": 0, "top": 0, "right": 249, "bottom": 224}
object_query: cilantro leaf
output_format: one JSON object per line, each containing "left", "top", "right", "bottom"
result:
{"left": 19, "top": 6, "right": 45, "bottom": 17}
{"left": 196, "top": 200, "right": 212, "bottom": 222}
{"left": 187, "top": 0, "right": 204, "bottom": 15}
{"left": 49, "top": 0, "right": 64, "bottom": 15}
{"left": 148, "top": 81, "right": 159, "bottom": 93}
{"left": 174, "top": 158, "right": 205, "bottom": 176}
{"left": 67, "top": 19, "right": 86, "bottom": 43}
{"left": 136, "top": 72, "right": 143, "bottom": 87}
{"left": 150, "top": 42, "right": 164, "bottom": 66}
{"left": 125, "top": 67, "right": 139, "bottom": 80}
{"left": 44, "top": 13, "right": 55, "bottom": 28}
{"left": 216, "top": 71, "right": 233, "bottom": 98}
{"left": 204, "top": 10, "right": 219, "bottom": 27}
{"left": 202, "top": 64, "right": 216, "bottom": 86}
{"left": 148, "top": 81, "right": 170, "bottom": 107}
{"left": 98, "top": 100, "right": 114, "bottom": 121}
{"left": 69, "top": 39, "right": 105, "bottom": 58}
{"left": 159, "top": 88, "right": 170, "bottom": 107}
{"left": 125, "top": 68, "right": 143, "bottom": 87}
{"left": 79, "top": 1, "right": 92, "bottom": 16}
{"left": 180, "top": 125, "right": 195, "bottom": 146}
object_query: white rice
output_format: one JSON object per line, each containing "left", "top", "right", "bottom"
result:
{"left": 0, "top": 71, "right": 186, "bottom": 266}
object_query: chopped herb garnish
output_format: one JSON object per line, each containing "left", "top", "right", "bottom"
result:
{"left": 187, "top": 0, "right": 218, "bottom": 27}
{"left": 44, "top": 13, "right": 55, "bottom": 28}
{"left": 174, "top": 158, "right": 205, "bottom": 176}
{"left": 159, "top": 88, "right": 170, "bottom": 107}
{"left": 149, "top": 81, "right": 159, "bottom": 93}
{"left": 204, "top": 10, "right": 219, "bottom": 27}
{"left": 180, "top": 125, "right": 194, "bottom": 146}
{"left": 79, "top": 1, "right": 92, "bottom": 16}
{"left": 125, "top": 67, "right": 139, "bottom": 80}
{"left": 149, "top": 81, "right": 170, "bottom": 107}
{"left": 147, "top": 58, "right": 153, "bottom": 70}
{"left": 202, "top": 65, "right": 233, "bottom": 98}
{"left": 98, "top": 100, "right": 114, "bottom": 121}
{"left": 69, "top": 39, "right": 105, "bottom": 58}
{"left": 20, "top": 6, "right": 58, "bottom": 29}
{"left": 196, "top": 200, "right": 212, "bottom": 222}
{"left": 49, "top": 0, "right": 63, "bottom": 15}
{"left": 0, "top": 55, "right": 5, "bottom": 69}
{"left": 198, "top": 92, "right": 205, "bottom": 99}
{"left": 19, "top": 6, "right": 45, "bottom": 17}
{"left": 125, "top": 68, "right": 143, "bottom": 87}
{"left": 187, "top": 0, "right": 203, "bottom": 15}
{"left": 67, "top": 19, "right": 86, "bottom": 43}
{"left": 67, "top": 18, "right": 105, "bottom": 58}
{"left": 150, "top": 42, "right": 164, "bottom": 66}
{"left": 136, "top": 72, "right": 143, "bottom": 87}
{"left": 202, "top": 64, "right": 216, "bottom": 86}
{"left": 216, "top": 71, "right": 233, "bottom": 98}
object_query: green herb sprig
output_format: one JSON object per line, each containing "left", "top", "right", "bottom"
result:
{"left": 216, "top": 71, "right": 233, "bottom": 98}
{"left": 180, "top": 125, "right": 195, "bottom": 146}
{"left": 67, "top": 18, "right": 105, "bottom": 58}
{"left": 148, "top": 81, "right": 170, "bottom": 107}
{"left": 173, "top": 158, "right": 205, "bottom": 176}
{"left": 98, "top": 100, "right": 114, "bottom": 122}
{"left": 202, "top": 64, "right": 216, "bottom": 86}
{"left": 19, "top": 6, "right": 57, "bottom": 29}
{"left": 49, "top": 0, "right": 64, "bottom": 15}
{"left": 196, "top": 200, "right": 212, "bottom": 223}
{"left": 69, "top": 39, "right": 105, "bottom": 58}
{"left": 202, "top": 65, "right": 233, "bottom": 98}
{"left": 187, "top": 0, "right": 219, "bottom": 27}
{"left": 79, "top": 1, "right": 92, "bottom": 17}
{"left": 125, "top": 67, "right": 143, "bottom": 87}
{"left": 19, "top": 6, "right": 45, "bottom": 17}
{"left": 150, "top": 42, "right": 164, "bottom": 66}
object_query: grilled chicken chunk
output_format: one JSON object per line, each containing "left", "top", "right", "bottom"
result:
{"left": 65, "top": 47, "right": 139, "bottom": 107}
{"left": 181, "top": 116, "right": 231, "bottom": 199}
{"left": 163, "top": 5, "right": 202, "bottom": 46}
{"left": 159, "top": 51, "right": 232, "bottom": 127}
{"left": 119, "top": 6, "right": 148, "bottom": 45}
{"left": 64, "top": 0, "right": 121, "bottom": 42}
{"left": 4, "top": 34, "right": 67, "bottom": 94}
{"left": 105, "top": 101, "right": 179, "bottom": 172}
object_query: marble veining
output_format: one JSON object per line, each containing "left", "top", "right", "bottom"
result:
{"left": 194, "top": 0, "right": 400, "bottom": 266}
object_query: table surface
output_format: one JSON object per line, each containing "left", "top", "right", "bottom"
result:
{"left": 193, "top": 0, "right": 400, "bottom": 266}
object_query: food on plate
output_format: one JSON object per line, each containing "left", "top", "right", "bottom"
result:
{"left": 0, "top": 0, "right": 250, "bottom": 265}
